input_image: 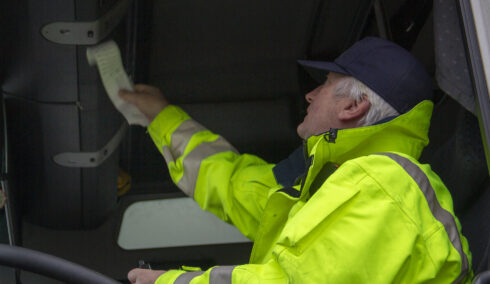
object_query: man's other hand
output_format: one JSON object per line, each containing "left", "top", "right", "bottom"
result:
{"left": 119, "top": 84, "right": 170, "bottom": 122}
{"left": 127, "top": 268, "right": 166, "bottom": 284}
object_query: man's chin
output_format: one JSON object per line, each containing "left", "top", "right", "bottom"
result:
{"left": 296, "top": 124, "right": 307, "bottom": 140}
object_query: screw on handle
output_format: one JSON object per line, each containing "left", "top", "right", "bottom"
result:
{"left": 138, "top": 260, "right": 152, "bottom": 270}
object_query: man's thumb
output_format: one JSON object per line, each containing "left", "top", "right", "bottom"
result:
{"left": 127, "top": 268, "right": 141, "bottom": 283}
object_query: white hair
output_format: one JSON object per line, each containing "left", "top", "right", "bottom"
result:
{"left": 333, "top": 76, "right": 399, "bottom": 126}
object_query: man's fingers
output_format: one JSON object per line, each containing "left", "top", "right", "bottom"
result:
{"left": 127, "top": 268, "right": 142, "bottom": 283}
{"left": 127, "top": 268, "right": 167, "bottom": 284}
{"left": 118, "top": 85, "right": 168, "bottom": 121}
{"left": 133, "top": 84, "right": 149, "bottom": 92}
{"left": 118, "top": 89, "right": 132, "bottom": 97}
{"left": 119, "top": 90, "right": 138, "bottom": 103}
{"left": 134, "top": 84, "right": 158, "bottom": 93}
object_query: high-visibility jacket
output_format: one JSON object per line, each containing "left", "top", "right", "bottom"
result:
{"left": 148, "top": 100, "right": 472, "bottom": 283}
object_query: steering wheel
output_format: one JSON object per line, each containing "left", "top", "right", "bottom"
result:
{"left": 0, "top": 244, "right": 120, "bottom": 284}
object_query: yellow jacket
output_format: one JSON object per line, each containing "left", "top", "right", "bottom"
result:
{"left": 148, "top": 100, "right": 472, "bottom": 283}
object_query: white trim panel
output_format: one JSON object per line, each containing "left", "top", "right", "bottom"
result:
{"left": 117, "top": 198, "right": 250, "bottom": 250}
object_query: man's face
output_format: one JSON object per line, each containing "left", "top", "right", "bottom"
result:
{"left": 297, "top": 72, "right": 346, "bottom": 139}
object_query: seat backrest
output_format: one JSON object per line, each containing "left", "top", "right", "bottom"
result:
{"left": 461, "top": 180, "right": 490, "bottom": 274}
{"left": 421, "top": 98, "right": 489, "bottom": 274}
{"left": 125, "top": 1, "right": 373, "bottom": 191}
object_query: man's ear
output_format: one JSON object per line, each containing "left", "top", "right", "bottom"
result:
{"left": 338, "top": 95, "right": 371, "bottom": 121}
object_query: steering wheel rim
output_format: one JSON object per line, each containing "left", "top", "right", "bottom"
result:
{"left": 0, "top": 244, "right": 120, "bottom": 284}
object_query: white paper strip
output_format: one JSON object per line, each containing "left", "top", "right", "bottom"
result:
{"left": 87, "top": 41, "right": 150, "bottom": 126}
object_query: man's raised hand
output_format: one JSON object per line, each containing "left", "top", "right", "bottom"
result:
{"left": 119, "top": 84, "right": 170, "bottom": 122}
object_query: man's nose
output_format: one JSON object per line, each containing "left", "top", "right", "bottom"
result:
{"left": 305, "top": 85, "right": 321, "bottom": 103}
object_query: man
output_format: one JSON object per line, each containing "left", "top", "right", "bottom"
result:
{"left": 121, "top": 37, "right": 472, "bottom": 283}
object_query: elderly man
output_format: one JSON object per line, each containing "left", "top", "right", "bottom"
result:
{"left": 121, "top": 37, "right": 472, "bottom": 283}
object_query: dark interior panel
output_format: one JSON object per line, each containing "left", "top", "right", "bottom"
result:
{"left": 4, "top": 97, "right": 82, "bottom": 228}
{"left": 147, "top": 0, "right": 319, "bottom": 103}
{"left": 1, "top": 0, "right": 78, "bottom": 103}
{"left": 1, "top": 0, "right": 128, "bottom": 229}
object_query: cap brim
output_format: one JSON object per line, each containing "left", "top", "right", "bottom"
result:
{"left": 297, "top": 60, "right": 350, "bottom": 84}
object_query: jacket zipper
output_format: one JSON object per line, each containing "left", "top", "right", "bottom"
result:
{"left": 324, "top": 128, "right": 338, "bottom": 143}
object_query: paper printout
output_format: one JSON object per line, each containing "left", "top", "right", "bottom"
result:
{"left": 87, "top": 41, "right": 150, "bottom": 126}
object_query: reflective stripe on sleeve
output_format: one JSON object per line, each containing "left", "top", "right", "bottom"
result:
{"left": 377, "top": 153, "right": 469, "bottom": 282}
{"left": 171, "top": 120, "right": 208, "bottom": 158}
{"left": 173, "top": 266, "right": 237, "bottom": 284}
{"left": 161, "top": 120, "right": 207, "bottom": 164}
{"left": 210, "top": 266, "right": 237, "bottom": 283}
{"left": 174, "top": 271, "right": 205, "bottom": 284}
{"left": 177, "top": 137, "right": 237, "bottom": 197}
{"left": 162, "top": 146, "right": 175, "bottom": 164}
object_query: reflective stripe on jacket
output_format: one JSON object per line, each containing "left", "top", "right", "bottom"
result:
{"left": 148, "top": 100, "right": 473, "bottom": 283}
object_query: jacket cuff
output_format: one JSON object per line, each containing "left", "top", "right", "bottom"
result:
{"left": 155, "top": 270, "right": 186, "bottom": 284}
{"left": 148, "top": 105, "right": 191, "bottom": 151}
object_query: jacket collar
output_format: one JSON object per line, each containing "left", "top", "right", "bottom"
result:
{"left": 304, "top": 100, "right": 434, "bottom": 167}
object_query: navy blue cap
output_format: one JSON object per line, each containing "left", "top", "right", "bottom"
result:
{"left": 298, "top": 37, "right": 433, "bottom": 113}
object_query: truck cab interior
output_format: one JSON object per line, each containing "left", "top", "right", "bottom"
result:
{"left": 0, "top": 0, "right": 489, "bottom": 283}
